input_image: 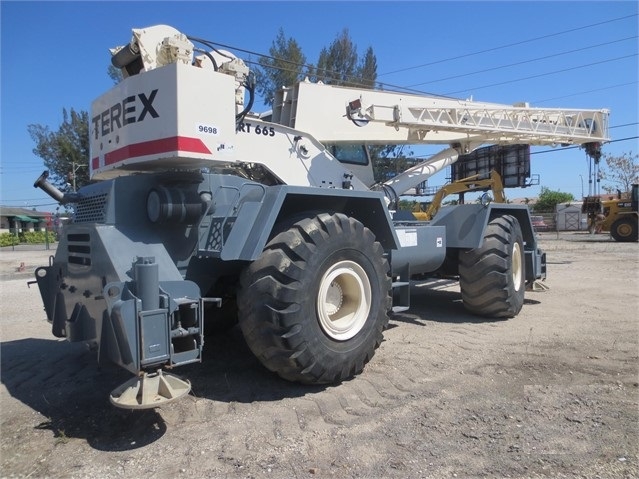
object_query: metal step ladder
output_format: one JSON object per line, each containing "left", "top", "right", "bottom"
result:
{"left": 391, "top": 264, "right": 410, "bottom": 313}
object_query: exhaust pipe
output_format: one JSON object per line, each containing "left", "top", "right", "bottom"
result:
{"left": 34, "top": 171, "right": 81, "bottom": 204}
{"left": 111, "top": 40, "right": 143, "bottom": 77}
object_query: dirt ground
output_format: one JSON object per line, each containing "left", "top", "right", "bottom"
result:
{"left": 1, "top": 232, "right": 637, "bottom": 479}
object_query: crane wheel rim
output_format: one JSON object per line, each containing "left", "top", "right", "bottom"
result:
{"left": 317, "top": 260, "right": 372, "bottom": 341}
{"left": 513, "top": 242, "right": 523, "bottom": 292}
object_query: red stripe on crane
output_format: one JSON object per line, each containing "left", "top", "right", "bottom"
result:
{"left": 103, "top": 136, "right": 212, "bottom": 166}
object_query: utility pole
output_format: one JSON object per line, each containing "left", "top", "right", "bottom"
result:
{"left": 69, "top": 162, "right": 87, "bottom": 192}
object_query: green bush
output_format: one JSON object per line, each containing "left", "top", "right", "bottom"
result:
{"left": 534, "top": 187, "right": 574, "bottom": 213}
{"left": 0, "top": 233, "right": 20, "bottom": 247}
{"left": 18, "top": 230, "right": 56, "bottom": 244}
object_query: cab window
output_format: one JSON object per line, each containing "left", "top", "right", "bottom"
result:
{"left": 329, "top": 144, "right": 369, "bottom": 166}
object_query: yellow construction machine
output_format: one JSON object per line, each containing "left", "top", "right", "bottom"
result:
{"left": 582, "top": 184, "right": 638, "bottom": 242}
{"left": 412, "top": 170, "right": 506, "bottom": 221}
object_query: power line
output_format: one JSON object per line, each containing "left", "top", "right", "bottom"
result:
{"left": 245, "top": 52, "right": 638, "bottom": 104}
{"left": 194, "top": 39, "right": 395, "bottom": 97}
{"left": 238, "top": 38, "right": 637, "bottom": 104}
{"left": 195, "top": 35, "right": 460, "bottom": 98}
{"left": 0, "top": 167, "right": 50, "bottom": 172}
{"left": 379, "top": 13, "right": 638, "bottom": 77}
{"left": 533, "top": 81, "right": 639, "bottom": 104}
{"left": 241, "top": 58, "right": 453, "bottom": 100}
{"left": 530, "top": 136, "right": 639, "bottom": 157}
{"left": 610, "top": 122, "right": 639, "bottom": 130}
{"left": 406, "top": 36, "right": 637, "bottom": 88}
{"left": 194, "top": 21, "right": 638, "bottom": 102}
{"left": 10, "top": 202, "right": 59, "bottom": 208}
{"left": 444, "top": 53, "right": 638, "bottom": 96}
{"left": 1, "top": 198, "right": 53, "bottom": 203}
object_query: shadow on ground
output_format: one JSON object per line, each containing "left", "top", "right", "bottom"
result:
{"left": 1, "top": 278, "right": 537, "bottom": 451}
{"left": 1, "top": 338, "right": 166, "bottom": 451}
{"left": 0, "top": 327, "right": 322, "bottom": 451}
{"left": 390, "top": 282, "right": 534, "bottom": 325}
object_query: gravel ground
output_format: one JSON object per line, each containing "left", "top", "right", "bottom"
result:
{"left": 1, "top": 232, "right": 637, "bottom": 478}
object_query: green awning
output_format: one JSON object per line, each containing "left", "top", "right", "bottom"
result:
{"left": 13, "top": 215, "right": 40, "bottom": 222}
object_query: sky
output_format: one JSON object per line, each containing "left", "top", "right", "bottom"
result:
{"left": 1, "top": 1, "right": 637, "bottom": 212}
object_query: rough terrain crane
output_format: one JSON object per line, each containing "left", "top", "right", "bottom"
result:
{"left": 33, "top": 25, "right": 609, "bottom": 408}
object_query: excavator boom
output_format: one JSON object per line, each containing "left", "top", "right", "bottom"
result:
{"left": 413, "top": 170, "right": 506, "bottom": 221}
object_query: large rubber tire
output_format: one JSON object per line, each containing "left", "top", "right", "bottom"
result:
{"left": 610, "top": 216, "right": 638, "bottom": 242}
{"left": 237, "top": 213, "right": 391, "bottom": 384}
{"left": 459, "top": 215, "right": 525, "bottom": 318}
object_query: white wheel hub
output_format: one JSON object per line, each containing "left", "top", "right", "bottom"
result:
{"left": 317, "top": 260, "right": 372, "bottom": 341}
{"left": 512, "top": 242, "right": 523, "bottom": 292}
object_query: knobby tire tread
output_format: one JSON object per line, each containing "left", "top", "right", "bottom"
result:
{"left": 459, "top": 215, "right": 525, "bottom": 318}
{"left": 237, "top": 213, "right": 390, "bottom": 384}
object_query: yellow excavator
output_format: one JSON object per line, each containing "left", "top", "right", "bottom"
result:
{"left": 412, "top": 170, "right": 506, "bottom": 221}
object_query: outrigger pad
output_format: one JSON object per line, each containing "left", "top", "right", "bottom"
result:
{"left": 109, "top": 370, "right": 191, "bottom": 409}
{"left": 528, "top": 279, "right": 550, "bottom": 292}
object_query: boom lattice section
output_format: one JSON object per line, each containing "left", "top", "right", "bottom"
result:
{"left": 396, "top": 104, "right": 608, "bottom": 145}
